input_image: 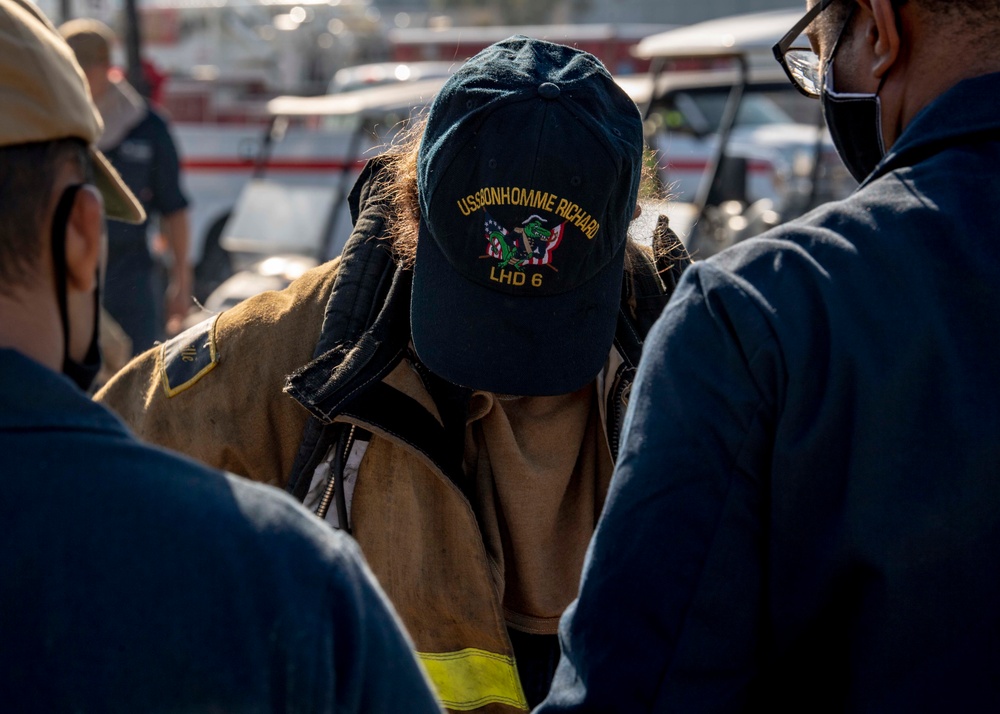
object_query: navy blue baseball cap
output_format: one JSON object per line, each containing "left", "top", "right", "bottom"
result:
{"left": 411, "top": 36, "right": 643, "bottom": 396}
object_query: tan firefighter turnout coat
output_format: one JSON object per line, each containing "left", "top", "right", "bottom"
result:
{"left": 97, "top": 167, "right": 685, "bottom": 712}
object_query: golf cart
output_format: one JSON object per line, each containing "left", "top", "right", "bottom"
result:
{"left": 185, "top": 78, "right": 443, "bottom": 314}
{"left": 218, "top": 78, "right": 445, "bottom": 265}
{"left": 631, "top": 9, "right": 855, "bottom": 257}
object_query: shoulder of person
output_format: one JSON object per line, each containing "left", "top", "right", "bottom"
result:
{"left": 108, "top": 440, "right": 357, "bottom": 588}
{"left": 215, "top": 469, "right": 351, "bottom": 557}
{"left": 139, "top": 105, "right": 171, "bottom": 131}
{"left": 96, "top": 258, "right": 342, "bottom": 481}
{"left": 173, "top": 257, "right": 342, "bottom": 393}
{"left": 125, "top": 105, "right": 180, "bottom": 147}
{"left": 199, "top": 474, "right": 395, "bottom": 635}
{"left": 213, "top": 473, "right": 442, "bottom": 710}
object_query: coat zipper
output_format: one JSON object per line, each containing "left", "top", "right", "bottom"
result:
{"left": 315, "top": 424, "right": 355, "bottom": 520}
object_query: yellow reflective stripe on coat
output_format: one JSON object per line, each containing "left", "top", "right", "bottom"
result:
{"left": 418, "top": 648, "right": 529, "bottom": 711}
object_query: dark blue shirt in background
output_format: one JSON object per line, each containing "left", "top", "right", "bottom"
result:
{"left": 0, "top": 348, "right": 442, "bottom": 713}
{"left": 104, "top": 107, "right": 189, "bottom": 354}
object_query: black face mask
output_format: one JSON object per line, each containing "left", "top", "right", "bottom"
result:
{"left": 51, "top": 184, "right": 102, "bottom": 392}
{"left": 821, "top": 60, "right": 887, "bottom": 183}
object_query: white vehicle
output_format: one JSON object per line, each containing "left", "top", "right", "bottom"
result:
{"left": 621, "top": 71, "right": 832, "bottom": 205}
{"left": 327, "top": 60, "right": 457, "bottom": 94}
{"left": 133, "top": 0, "right": 386, "bottom": 297}
{"left": 172, "top": 84, "right": 385, "bottom": 298}
{"left": 172, "top": 117, "right": 266, "bottom": 299}
{"left": 218, "top": 78, "right": 444, "bottom": 263}
{"left": 631, "top": 9, "right": 856, "bottom": 255}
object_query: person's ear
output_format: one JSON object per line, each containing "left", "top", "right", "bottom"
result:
{"left": 63, "top": 185, "right": 104, "bottom": 294}
{"left": 861, "top": 0, "right": 902, "bottom": 80}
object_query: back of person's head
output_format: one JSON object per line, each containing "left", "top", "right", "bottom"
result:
{"left": 906, "top": 0, "right": 1000, "bottom": 32}
{"left": 818, "top": 0, "right": 1000, "bottom": 56}
{"left": 406, "top": 36, "right": 644, "bottom": 397}
{"left": 912, "top": 0, "right": 1000, "bottom": 65}
{"left": 58, "top": 17, "right": 113, "bottom": 68}
{"left": 0, "top": 0, "right": 141, "bottom": 295}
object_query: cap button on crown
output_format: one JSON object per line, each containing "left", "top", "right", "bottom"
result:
{"left": 538, "top": 82, "right": 560, "bottom": 99}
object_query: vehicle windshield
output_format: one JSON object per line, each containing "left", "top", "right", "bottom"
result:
{"left": 650, "top": 87, "right": 799, "bottom": 136}
{"left": 685, "top": 91, "right": 792, "bottom": 130}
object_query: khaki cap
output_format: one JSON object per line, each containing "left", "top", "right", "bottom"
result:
{"left": 59, "top": 17, "right": 113, "bottom": 67}
{"left": 0, "top": 0, "right": 144, "bottom": 223}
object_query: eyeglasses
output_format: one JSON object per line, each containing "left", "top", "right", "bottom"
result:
{"left": 772, "top": 0, "right": 838, "bottom": 98}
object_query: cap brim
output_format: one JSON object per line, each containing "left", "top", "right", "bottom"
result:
{"left": 411, "top": 221, "right": 625, "bottom": 397}
{"left": 90, "top": 147, "right": 145, "bottom": 224}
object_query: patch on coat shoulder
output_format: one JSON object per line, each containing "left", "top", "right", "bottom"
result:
{"left": 159, "top": 314, "right": 220, "bottom": 397}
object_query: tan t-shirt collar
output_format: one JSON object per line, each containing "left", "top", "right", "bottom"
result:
{"left": 464, "top": 382, "right": 614, "bottom": 635}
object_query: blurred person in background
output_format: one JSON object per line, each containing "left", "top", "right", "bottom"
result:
{"left": 60, "top": 17, "right": 192, "bottom": 354}
{"left": 0, "top": 1, "right": 443, "bottom": 710}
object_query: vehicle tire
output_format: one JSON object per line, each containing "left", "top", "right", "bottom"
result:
{"left": 194, "top": 214, "right": 233, "bottom": 303}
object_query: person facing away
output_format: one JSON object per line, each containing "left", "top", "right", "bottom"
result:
{"left": 0, "top": 1, "right": 442, "bottom": 710}
{"left": 96, "top": 36, "right": 690, "bottom": 711}
{"left": 536, "top": 0, "right": 1000, "bottom": 711}
{"left": 59, "top": 18, "right": 193, "bottom": 354}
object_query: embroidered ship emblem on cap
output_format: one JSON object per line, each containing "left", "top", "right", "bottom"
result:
{"left": 484, "top": 212, "right": 565, "bottom": 271}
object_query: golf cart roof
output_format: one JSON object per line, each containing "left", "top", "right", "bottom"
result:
{"left": 267, "top": 77, "right": 449, "bottom": 117}
{"left": 633, "top": 8, "right": 801, "bottom": 60}
{"left": 615, "top": 65, "right": 794, "bottom": 106}
{"left": 268, "top": 68, "right": 792, "bottom": 123}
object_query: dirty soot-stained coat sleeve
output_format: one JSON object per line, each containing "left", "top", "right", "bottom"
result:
{"left": 96, "top": 259, "right": 341, "bottom": 488}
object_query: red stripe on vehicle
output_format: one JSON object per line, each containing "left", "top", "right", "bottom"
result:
{"left": 661, "top": 160, "right": 773, "bottom": 174}
{"left": 182, "top": 159, "right": 367, "bottom": 172}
